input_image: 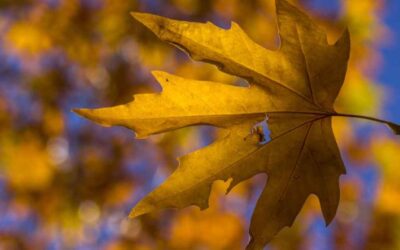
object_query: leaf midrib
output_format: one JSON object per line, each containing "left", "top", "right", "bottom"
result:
{"left": 103, "top": 111, "right": 330, "bottom": 122}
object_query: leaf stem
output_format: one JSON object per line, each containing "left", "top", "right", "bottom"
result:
{"left": 266, "top": 111, "right": 400, "bottom": 134}
{"left": 332, "top": 112, "right": 399, "bottom": 127}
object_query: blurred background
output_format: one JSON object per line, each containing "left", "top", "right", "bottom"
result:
{"left": 0, "top": 0, "right": 399, "bottom": 249}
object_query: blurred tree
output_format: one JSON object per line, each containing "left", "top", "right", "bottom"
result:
{"left": 0, "top": 0, "right": 397, "bottom": 249}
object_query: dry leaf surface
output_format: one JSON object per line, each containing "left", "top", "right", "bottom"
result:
{"left": 74, "top": 0, "right": 400, "bottom": 249}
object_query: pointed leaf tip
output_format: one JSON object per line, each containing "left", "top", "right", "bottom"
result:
{"left": 130, "top": 11, "right": 148, "bottom": 20}
{"left": 150, "top": 70, "right": 170, "bottom": 81}
{"left": 128, "top": 209, "right": 144, "bottom": 219}
{"left": 73, "top": 108, "right": 92, "bottom": 119}
{"left": 129, "top": 202, "right": 155, "bottom": 219}
{"left": 130, "top": 12, "right": 164, "bottom": 32}
{"left": 323, "top": 213, "right": 335, "bottom": 227}
{"left": 73, "top": 108, "right": 101, "bottom": 123}
{"left": 72, "top": 108, "right": 115, "bottom": 128}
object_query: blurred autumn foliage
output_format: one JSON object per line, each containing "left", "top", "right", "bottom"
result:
{"left": 0, "top": 0, "right": 398, "bottom": 249}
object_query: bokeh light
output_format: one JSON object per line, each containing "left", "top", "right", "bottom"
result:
{"left": 0, "top": 0, "right": 399, "bottom": 249}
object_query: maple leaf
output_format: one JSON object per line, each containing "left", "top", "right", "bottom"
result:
{"left": 74, "top": 0, "right": 400, "bottom": 249}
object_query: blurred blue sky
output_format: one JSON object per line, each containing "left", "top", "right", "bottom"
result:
{"left": 379, "top": 0, "right": 400, "bottom": 123}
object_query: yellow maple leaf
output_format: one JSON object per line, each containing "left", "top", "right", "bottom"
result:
{"left": 74, "top": 0, "right": 399, "bottom": 249}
